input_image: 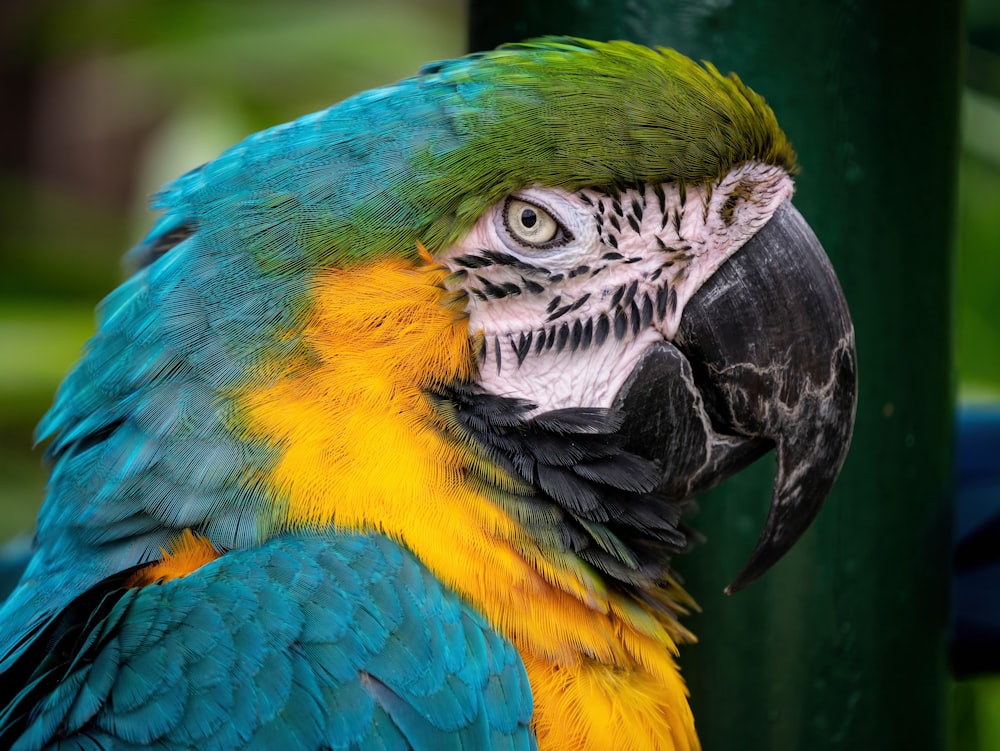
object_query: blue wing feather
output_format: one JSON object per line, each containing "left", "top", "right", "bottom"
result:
{"left": 0, "top": 533, "right": 536, "bottom": 750}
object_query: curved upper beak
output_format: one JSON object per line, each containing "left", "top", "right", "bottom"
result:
{"left": 615, "top": 201, "right": 857, "bottom": 593}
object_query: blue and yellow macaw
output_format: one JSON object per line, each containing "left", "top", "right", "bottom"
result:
{"left": 0, "top": 39, "right": 856, "bottom": 750}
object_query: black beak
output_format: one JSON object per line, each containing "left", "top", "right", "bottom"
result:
{"left": 615, "top": 201, "right": 857, "bottom": 593}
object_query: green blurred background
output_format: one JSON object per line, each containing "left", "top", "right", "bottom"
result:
{"left": 0, "top": 0, "right": 466, "bottom": 535}
{"left": 0, "top": 0, "right": 998, "bottom": 747}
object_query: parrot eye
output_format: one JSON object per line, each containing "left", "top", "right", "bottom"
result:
{"left": 503, "top": 197, "right": 570, "bottom": 249}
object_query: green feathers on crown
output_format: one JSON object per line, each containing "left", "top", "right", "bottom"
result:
{"left": 421, "top": 37, "right": 796, "bottom": 245}
{"left": 156, "top": 37, "right": 795, "bottom": 267}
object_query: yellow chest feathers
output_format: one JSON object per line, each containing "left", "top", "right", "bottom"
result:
{"left": 240, "top": 257, "right": 699, "bottom": 750}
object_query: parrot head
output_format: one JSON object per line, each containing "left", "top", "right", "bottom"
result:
{"left": 300, "top": 37, "right": 854, "bottom": 595}
{"left": 9, "top": 37, "right": 857, "bottom": 751}
{"left": 435, "top": 149, "right": 855, "bottom": 595}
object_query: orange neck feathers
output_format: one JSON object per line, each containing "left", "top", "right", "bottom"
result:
{"left": 128, "top": 529, "right": 221, "bottom": 587}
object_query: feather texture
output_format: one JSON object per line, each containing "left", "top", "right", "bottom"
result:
{"left": 0, "top": 534, "right": 533, "bottom": 750}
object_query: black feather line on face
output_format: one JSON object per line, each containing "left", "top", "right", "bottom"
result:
{"left": 570, "top": 320, "right": 583, "bottom": 352}
{"left": 595, "top": 315, "right": 610, "bottom": 347}
{"left": 581, "top": 318, "right": 594, "bottom": 350}
{"left": 614, "top": 308, "right": 628, "bottom": 340}
{"left": 555, "top": 323, "right": 570, "bottom": 352}
{"left": 629, "top": 300, "right": 642, "bottom": 337}
{"left": 493, "top": 337, "right": 502, "bottom": 374}
{"left": 640, "top": 294, "right": 654, "bottom": 329}
{"left": 631, "top": 197, "right": 644, "bottom": 222}
{"left": 453, "top": 253, "right": 493, "bottom": 269}
{"left": 510, "top": 332, "right": 533, "bottom": 366}
{"left": 521, "top": 277, "right": 544, "bottom": 294}
{"left": 548, "top": 302, "right": 576, "bottom": 323}
{"left": 610, "top": 284, "right": 626, "bottom": 309}
{"left": 534, "top": 329, "right": 547, "bottom": 355}
{"left": 622, "top": 280, "right": 639, "bottom": 309}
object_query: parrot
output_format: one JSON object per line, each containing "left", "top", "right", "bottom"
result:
{"left": 0, "top": 38, "right": 856, "bottom": 750}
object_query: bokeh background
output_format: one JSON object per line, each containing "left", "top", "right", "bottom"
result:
{"left": 0, "top": 0, "right": 997, "bottom": 747}
{"left": 0, "top": 0, "right": 465, "bottom": 536}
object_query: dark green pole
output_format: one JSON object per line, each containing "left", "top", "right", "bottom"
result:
{"left": 469, "top": 3, "right": 961, "bottom": 749}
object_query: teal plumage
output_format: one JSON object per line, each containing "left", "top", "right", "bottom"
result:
{"left": 1, "top": 534, "right": 533, "bottom": 749}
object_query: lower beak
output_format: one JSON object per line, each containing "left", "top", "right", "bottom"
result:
{"left": 615, "top": 201, "right": 857, "bottom": 593}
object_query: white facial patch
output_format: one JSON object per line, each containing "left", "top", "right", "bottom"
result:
{"left": 438, "top": 161, "right": 794, "bottom": 413}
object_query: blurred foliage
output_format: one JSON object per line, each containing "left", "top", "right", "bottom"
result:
{"left": 0, "top": 0, "right": 464, "bottom": 302}
{"left": 958, "top": 0, "right": 1000, "bottom": 402}
{"left": 956, "top": 95, "right": 1000, "bottom": 400}
{"left": 953, "top": 675, "right": 1000, "bottom": 751}
{"left": 0, "top": 2, "right": 998, "bottom": 747}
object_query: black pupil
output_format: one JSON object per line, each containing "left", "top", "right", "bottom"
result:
{"left": 520, "top": 208, "right": 537, "bottom": 228}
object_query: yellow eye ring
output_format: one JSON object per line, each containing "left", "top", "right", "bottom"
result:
{"left": 503, "top": 197, "right": 570, "bottom": 249}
